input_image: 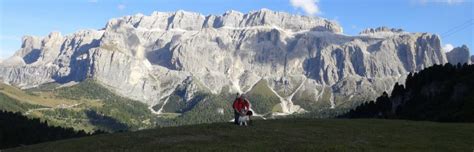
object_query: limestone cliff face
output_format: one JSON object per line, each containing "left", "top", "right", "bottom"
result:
{"left": 0, "top": 9, "right": 458, "bottom": 115}
{"left": 446, "top": 45, "right": 471, "bottom": 65}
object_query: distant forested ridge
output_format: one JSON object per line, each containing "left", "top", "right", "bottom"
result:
{"left": 340, "top": 63, "right": 474, "bottom": 122}
{"left": 0, "top": 111, "right": 104, "bottom": 149}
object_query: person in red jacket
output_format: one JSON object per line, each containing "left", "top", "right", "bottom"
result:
{"left": 233, "top": 93, "right": 250, "bottom": 125}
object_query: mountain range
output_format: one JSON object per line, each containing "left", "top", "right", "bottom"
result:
{"left": 0, "top": 9, "right": 471, "bottom": 118}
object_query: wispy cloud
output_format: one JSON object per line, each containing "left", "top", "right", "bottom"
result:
{"left": 351, "top": 25, "right": 358, "bottom": 30}
{"left": 0, "top": 49, "right": 12, "bottom": 60}
{"left": 442, "top": 44, "right": 454, "bottom": 52}
{"left": 416, "top": 0, "right": 465, "bottom": 5}
{"left": 0, "top": 49, "right": 3, "bottom": 60}
{"left": 289, "top": 0, "right": 321, "bottom": 16}
{"left": 117, "top": 4, "right": 126, "bottom": 10}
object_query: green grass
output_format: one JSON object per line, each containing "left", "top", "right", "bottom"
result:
{"left": 51, "top": 79, "right": 155, "bottom": 131}
{"left": 156, "top": 93, "right": 235, "bottom": 127}
{"left": 53, "top": 79, "right": 119, "bottom": 100}
{"left": 6, "top": 119, "right": 474, "bottom": 152}
{"left": 0, "top": 80, "right": 155, "bottom": 132}
{"left": 271, "top": 104, "right": 283, "bottom": 112}
{"left": 157, "top": 113, "right": 181, "bottom": 119}
{"left": 293, "top": 86, "right": 335, "bottom": 111}
{"left": 162, "top": 94, "right": 188, "bottom": 113}
{"left": 246, "top": 80, "right": 281, "bottom": 114}
{"left": 0, "top": 82, "right": 76, "bottom": 107}
{"left": 25, "top": 82, "right": 61, "bottom": 92}
{"left": 0, "top": 93, "right": 45, "bottom": 113}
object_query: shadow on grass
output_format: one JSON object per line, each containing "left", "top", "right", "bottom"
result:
{"left": 85, "top": 110, "right": 129, "bottom": 132}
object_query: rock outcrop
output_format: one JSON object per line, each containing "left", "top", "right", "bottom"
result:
{"left": 446, "top": 45, "right": 471, "bottom": 65}
{"left": 0, "top": 9, "right": 457, "bottom": 115}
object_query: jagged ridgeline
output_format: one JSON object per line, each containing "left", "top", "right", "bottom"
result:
{"left": 0, "top": 9, "right": 471, "bottom": 122}
{"left": 340, "top": 64, "right": 474, "bottom": 122}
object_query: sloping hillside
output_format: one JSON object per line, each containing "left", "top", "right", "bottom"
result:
{"left": 0, "top": 111, "right": 99, "bottom": 149}
{"left": 0, "top": 80, "right": 155, "bottom": 132}
{"left": 5, "top": 119, "right": 474, "bottom": 152}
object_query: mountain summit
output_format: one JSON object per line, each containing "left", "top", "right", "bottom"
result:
{"left": 0, "top": 9, "right": 468, "bottom": 116}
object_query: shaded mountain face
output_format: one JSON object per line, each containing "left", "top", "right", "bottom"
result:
{"left": 0, "top": 9, "right": 463, "bottom": 116}
{"left": 446, "top": 45, "right": 471, "bottom": 65}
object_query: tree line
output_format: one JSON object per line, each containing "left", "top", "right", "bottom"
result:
{"left": 0, "top": 110, "right": 105, "bottom": 149}
{"left": 340, "top": 63, "right": 474, "bottom": 122}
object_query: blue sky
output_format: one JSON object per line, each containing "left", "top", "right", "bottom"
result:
{"left": 0, "top": 0, "right": 473, "bottom": 59}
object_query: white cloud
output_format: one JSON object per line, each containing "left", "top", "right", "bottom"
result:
{"left": 117, "top": 4, "right": 126, "bottom": 10}
{"left": 443, "top": 44, "right": 454, "bottom": 52}
{"left": 290, "top": 0, "right": 321, "bottom": 16}
{"left": 417, "top": 0, "right": 464, "bottom": 5}
{"left": 445, "top": 0, "right": 464, "bottom": 4}
{"left": 351, "top": 25, "right": 358, "bottom": 29}
{"left": 0, "top": 50, "right": 17, "bottom": 61}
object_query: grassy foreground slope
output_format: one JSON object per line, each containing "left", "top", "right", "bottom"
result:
{"left": 7, "top": 119, "right": 474, "bottom": 152}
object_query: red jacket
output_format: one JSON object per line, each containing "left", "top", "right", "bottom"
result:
{"left": 233, "top": 97, "right": 249, "bottom": 112}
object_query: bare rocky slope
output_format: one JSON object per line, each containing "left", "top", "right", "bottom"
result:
{"left": 0, "top": 9, "right": 469, "bottom": 117}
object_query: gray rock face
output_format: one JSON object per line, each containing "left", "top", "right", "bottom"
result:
{"left": 360, "top": 26, "right": 404, "bottom": 34}
{"left": 446, "top": 45, "right": 471, "bottom": 65}
{"left": 108, "top": 9, "right": 342, "bottom": 33}
{"left": 0, "top": 9, "right": 454, "bottom": 115}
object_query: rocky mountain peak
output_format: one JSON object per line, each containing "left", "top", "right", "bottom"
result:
{"left": 360, "top": 27, "right": 404, "bottom": 34}
{"left": 223, "top": 10, "right": 244, "bottom": 16}
{"left": 43, "top": 31, "right": 63, "bottom": 45}
{"left": 20, "top": 36, "right": 41, "bottom": 51}
{"left": 446, "top": 45, "right": 471, "bottom": 65}
{"left": 359, "top": 27, "right": 407, "bottom": 38}
{"left": 102, "top": 9, "right": 342, "bottom": 33}
{"left": 0, "top": 9, "right": 453, "bottom": 115}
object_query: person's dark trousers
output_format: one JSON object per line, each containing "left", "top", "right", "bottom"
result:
{"left": 234, "top": 110, "right": 239, "bottom": 125}
{"left": 248, "top": 115, "right": 252, "bottom": 126}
